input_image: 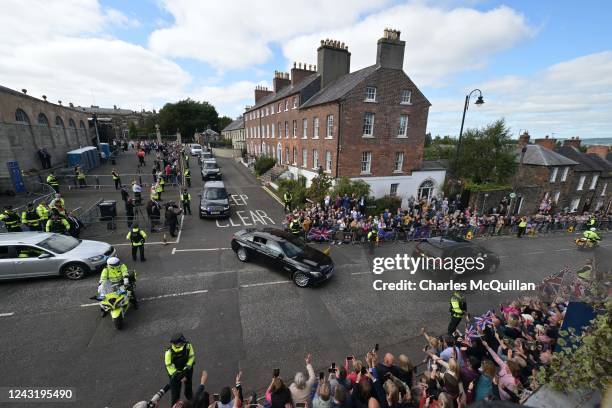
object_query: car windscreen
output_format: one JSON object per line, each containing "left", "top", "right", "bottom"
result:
{"left": 417, "top": 243, "right": 444, "bottom": 258}
{"left": 204, "top": 188, "right": 227, "bottom": 200}
{"left": 279, "top": 240, "right": 304, "bottom": 258}
{"left": 37, "top": 234, "right": 80, "bottom": 254}
{"left": 192, "top": 145, "right": 201, "bottom": 149}
{"left": 203, "top": 162, "right": 218, "bottom": 169}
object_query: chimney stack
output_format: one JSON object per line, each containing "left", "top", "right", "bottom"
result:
{"left": 317, "top": 38, "right": 351, "bottom": 88}
{"left": 586, "top": 145, "right": 610, "bottom": 160}
{"left": 518, "top": 131, "right": 530, "bottom": 147}
{"left": 254, "top": 85, "right": 273, "bottom": 103}
{"left": 563, "top": 137, "right": 582, "bottom": 149}
{"left": 534, "top": 134, "right": 556, "bottom": 150}
{"left": 376, "top": 28, "right": 405, "bottom": 70}
{"left": 291, "top": 61, "right": 316, "bottom": 86}
{"left": 273, "top": 71, "right": 291, "bottom": 93}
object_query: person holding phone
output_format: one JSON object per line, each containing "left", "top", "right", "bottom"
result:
{"left": 266, "top": 373, "right": 292, "bottom": 408}
{"left": 290, "top": 354, "right": 316, "bottom": 407}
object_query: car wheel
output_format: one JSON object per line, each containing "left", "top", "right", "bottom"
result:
{"left": 236, "top": 247, "right": 248, "bottom": 262}
{"left": 487, "top": 263, "right": 499, "bottom": 275}
{"left": 293, "top": 271, "right": 310, "bottom": 288}
{"left": 62, "top": 263, "right": 89, "bottom": 280}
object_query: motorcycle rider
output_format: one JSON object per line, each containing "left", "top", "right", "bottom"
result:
{"left": 99, "top": 257, "right": 136, "bottom": 315}
{"left": 582, "top": 227, "right": 601, "bottom": 245}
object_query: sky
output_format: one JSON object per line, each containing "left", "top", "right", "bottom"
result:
{"left": 1, "top": 0, "right": 611, "bottom": 139}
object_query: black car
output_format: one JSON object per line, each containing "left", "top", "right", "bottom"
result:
{"left": 199, "top": 181, "right": 230, "bottom": 218}
{"left": 231, "top": 228, "right": 334, "bottom": 287}
{"left": 412, "top": 237, "right": 500, "bottom": 275}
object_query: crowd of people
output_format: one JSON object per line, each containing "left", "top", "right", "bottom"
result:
{"left": 282, "top": 194, "right": 610, "bottom": 244}
{"left": 135, "top": 292, "right": 575, "bottom": 408}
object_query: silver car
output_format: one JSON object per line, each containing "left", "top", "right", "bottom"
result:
{"left": 0, "top": 232, "right": 116, "bottom": 281}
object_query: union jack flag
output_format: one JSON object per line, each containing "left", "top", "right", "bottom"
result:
{"left": 474, "top": 310, "right": 494, "bottom": 331}
{"left": 307, "top": 228, "right": 332, "bottom": 242}
{"left": 465, "top": 325, "right": 480, "bottom": 339}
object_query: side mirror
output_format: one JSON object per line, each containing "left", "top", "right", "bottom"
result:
{"left": 277, "top": 253, "right": 284, "bottom": 259}
{"left": 38, "top": 253, "right": 52, "bottom": 259}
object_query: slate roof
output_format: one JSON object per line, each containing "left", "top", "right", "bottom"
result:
{"left": 246, "top": 74, "right": 319, "bottom": 112}
{"left": 300, "top": 65, "right": 380, "bottom": 108}
{"left": 222, "top": 117, "right": 244, "bottom": 132}
{"left": 516, "top": 144, "right": 578, "bottom": 166}
{"left": 555, "top": 146, "right": 606, "bottom": 172}
{"left": 586, "top": 153, "right": 612, "bottom": 176}
{"left": 420, "top": 159, "right": 448, "bottom": 170}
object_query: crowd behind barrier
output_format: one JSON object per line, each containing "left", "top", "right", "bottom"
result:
{"left": 134, "top": 288, "right": 600, "bottom": 408}
{"left": 282, "top": 196, "right": 610, "bottom": 245}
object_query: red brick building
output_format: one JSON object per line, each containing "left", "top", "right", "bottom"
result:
{"left": 244, "top": 29, "right": 445, "bottom": 203}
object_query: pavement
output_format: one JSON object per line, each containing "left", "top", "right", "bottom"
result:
{"left": 0, "top": 151, "right": 610, "bottom": 408}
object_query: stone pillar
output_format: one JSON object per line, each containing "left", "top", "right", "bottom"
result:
{"left": 176, "top": 128, "right": 182, "bottom": 144}
{"left": 155, "top": 124, "right": 162, "bottom": 144}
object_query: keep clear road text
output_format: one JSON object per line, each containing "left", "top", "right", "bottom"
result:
{"left": 215, "top": 194, "right": 276, "bottom": 228}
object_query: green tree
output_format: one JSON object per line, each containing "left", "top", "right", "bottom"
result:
{"left": 307, "top": 174, "right": 333, "bottom": 204}
{"left": 331, "top": 177, "right": 370, "bottom": 198}
{"left": 535, "top": 300, "right": 612, "bottom": 392}
{"left": 218, "top": 116, "right": 233, "bottom": 132}
{"left": 128, "top": 122, "right": 138, "bottom": 139}
{"left": 454, "top": 119, "right": 517, "bottom": 184}
{"left": 158, "top": 99, "right": 219, "bottom": 140}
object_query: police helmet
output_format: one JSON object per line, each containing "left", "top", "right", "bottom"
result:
{"left": 107, "top": 257, "right": 120, "bottom": 267}
{"left": 171, "top": 332, "right": 186, "bottom": 345}
{"left": 590, "top": 227, "right": 596, "bottom": 232}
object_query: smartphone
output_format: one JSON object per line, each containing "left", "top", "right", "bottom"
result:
{"left": 331, "top": 362, "right": 336, "bottom": 370}
{"left": 296, "top": 404, "right": 306, "bottom": 408}
{"left": 273, "top": 368, "right": 280, "bottom": 378}
{"left": 213, "top": 394, "right": 220, "bottom": 402}
{"left": 346, "top": 356, "right": 353, "bottom": 361}
{"left": 360, "top": 367, "right": 367, "bottom": 375}
{"left": 319, "top": 372, "right": 324, "bottom": 381}
{"left": 374, "top": 343, "right": 379, "bottom": 352}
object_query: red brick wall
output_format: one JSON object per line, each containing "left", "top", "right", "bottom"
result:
{"left": 337, "top": 68, "right": 429, "bottom": 178}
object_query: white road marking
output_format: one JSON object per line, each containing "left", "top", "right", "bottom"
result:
{"left": 114, "top": 241, "right": 177, "bottom": 247}
{"left": 240, "top": 280, "right": 292, "bottom": 288}
{"left": 0, "top": 312, "right": 15, "bottom": 317}
{"left": 175, "top": 214, "right": 185, "bottom": 244}
{"left": 79, "top": 289, "right": 209, "bottom": 308}
{"left": 261, "top": 185, "right": 284, "bottom": 206}
{"left": 173, "top": 247, "right": 231, "bottom": 253}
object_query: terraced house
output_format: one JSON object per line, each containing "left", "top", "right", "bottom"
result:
{"left": 244, "top": 29, "right": 445, "bottom": 205}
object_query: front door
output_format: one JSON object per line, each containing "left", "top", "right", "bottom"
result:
{"left": 0, "top": 245, "right": 16, "bottom": 279}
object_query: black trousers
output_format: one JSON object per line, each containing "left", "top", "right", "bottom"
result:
{"left": 169, "top": 368, "right": 193, "bottom": 405}
{"left": 447, "top": 315, "right": 463, "bottom": 336}
{"left": 131, "top": 245, "right": 145, "bottom": 261}
{"left": 284, "top": 201, "right": 291, "bottom": 212}
{"left": 186, "top": 177, "right": 191, "bottom": 187}
{"left": 28, "top": 224, "right": 41, "bottom": 231}
{"left": 517, "top": 226, "right": 526, "bottom": 238}
{"left": 114, "top": 179, "right": 120, "bottom": 189}
{"left": 182, "top": 202, "right": 191, "bottom": 215}
{"left": 169, "top": 220, "right": 178, "bottom": 237}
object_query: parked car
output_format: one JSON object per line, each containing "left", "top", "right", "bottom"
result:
{"left": 201, "top": 158, "right": 221, "bottom": 180}
{"left": 412, "top": 237, "right": 500, "bottom": 275}
{"left": 199, "top": 180, "right": 230, "bottom": 218}
{"left": 0, "top": 232, "right": 116, "bottom": 281}
{"left": 190, "top": 144, "right": 203, "bottom": 156}
{"left": 231, "top": 228, "right": 334, "bottom": 287}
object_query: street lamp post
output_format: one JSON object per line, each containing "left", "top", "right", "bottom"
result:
{"left": 453, "top": 89, "right": 485, "bottom": 173}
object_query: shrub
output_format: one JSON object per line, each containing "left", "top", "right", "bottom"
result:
{"left": 254, "top": 155, "right": 276, "bottom": 176}
{"left": 331, "top": 177, "right": 370, "bottom": 199}
{"left": 278, "top": 176, "right": 307, "bottom": 209}
{"left": 368, "top": 195, "right": 402, "bottom": 216}
{"left": 307, "top": 174, "right": 333, "bottom": 205}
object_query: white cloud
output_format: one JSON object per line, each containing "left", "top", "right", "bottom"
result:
{"left": 192, "top": 80, "right": 269, "bottom": 116}
{"left": 0, "top": 0, "right": 189, "bottom": 110}
{"left": 427, "top": 51, "right": 612, "bottom": 139}
{"left": 149, "top": 0, "right": 393, "bottom": 69}
{"left": 283, "top": 3, "right": 534, "bottom": 87}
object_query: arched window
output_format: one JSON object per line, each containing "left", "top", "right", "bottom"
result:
{"left": 418, "top": 179, "right": 435, "bottom": 201}
{"left": 15, "top": 108, "right": 30, "bottom": 124}
{"left": 79, "top": 120, "right": 86, "bottom": 129}
{"left": 68, "top": 119, "right": 76, "bottom": 128}
{"left": 55, "top": 116, "right": 65, "bottom": 127}
{"left": 37, "top": 113, "right": 49, "bottom": 126}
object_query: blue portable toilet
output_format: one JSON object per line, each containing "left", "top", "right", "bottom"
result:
{"left": 99, "top": 143, "right": 111, "bottom": 158}
{"left": 67, "top": 146, "right": 99, "bottom": 171}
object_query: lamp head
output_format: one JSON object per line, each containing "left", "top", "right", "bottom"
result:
{"left": 475, "top": 95, "right": 485, "bottom": 106}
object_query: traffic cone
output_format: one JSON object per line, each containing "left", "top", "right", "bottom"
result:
{"left": 163, "top": 233, "right": 168, "bottom": 245}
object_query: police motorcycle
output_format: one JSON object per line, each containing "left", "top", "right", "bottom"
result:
{"left": 575, "top": 227, "right": 601, "bottom": 250}
{"left": 94, "top": 270, "right": 138, "bottom": 330}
